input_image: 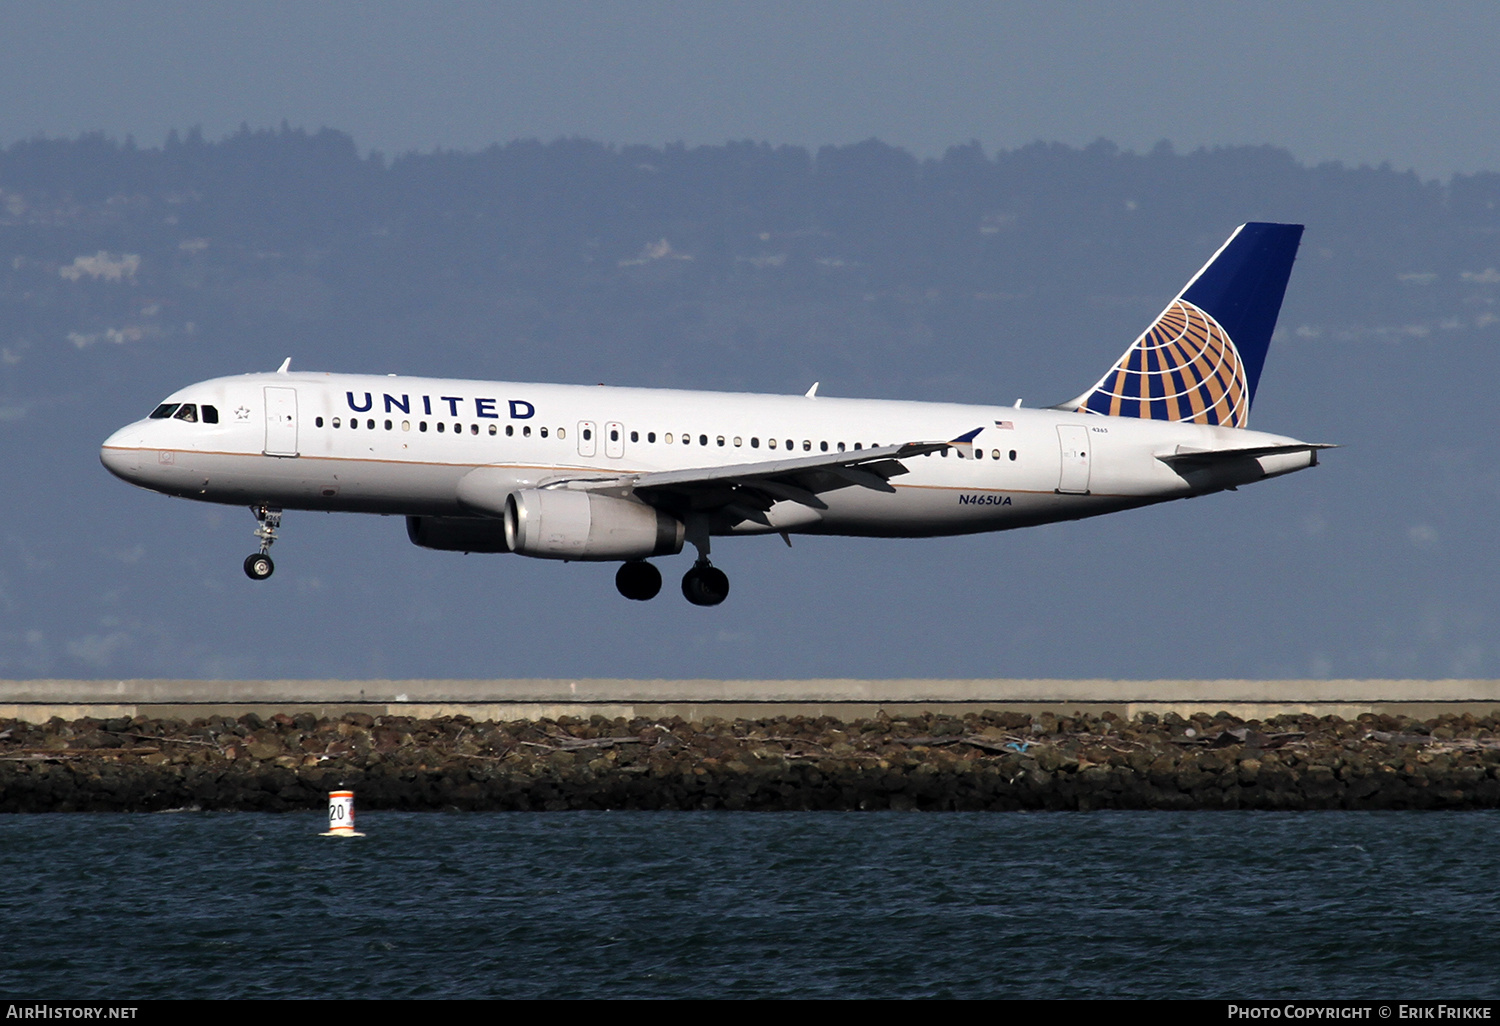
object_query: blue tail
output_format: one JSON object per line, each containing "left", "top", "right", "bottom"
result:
{"left": 1062, "top": 223, "right": 1303, "bottom": 428}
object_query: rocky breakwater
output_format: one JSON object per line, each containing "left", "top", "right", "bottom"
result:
{"left": 2, "top": 709, "right": 1499, "bottom": 812}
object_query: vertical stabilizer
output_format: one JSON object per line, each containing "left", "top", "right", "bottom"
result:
{"left": 1061, "top": 223, "right": 1303, "bottom": 427}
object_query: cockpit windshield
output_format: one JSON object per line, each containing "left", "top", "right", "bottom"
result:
{"left": 148, "top": 402, "right": 217, "bottom": 423}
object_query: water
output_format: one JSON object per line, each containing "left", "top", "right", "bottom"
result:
{"left": 1, "top": 811, "right": 1496, "bottom": 999}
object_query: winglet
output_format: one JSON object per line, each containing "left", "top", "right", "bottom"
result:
{"left": 804, "top": 382, "right": 819, "bottom": 398}
{"left": 276, "top": 357, "right": 292, "bottom": 374}
{"left": 947, "top": 426, "right": 984, "bottom": 458}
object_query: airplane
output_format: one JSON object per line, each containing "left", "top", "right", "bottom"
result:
{"left": 100, "top": 222, "right": 1330, "bottom": 606}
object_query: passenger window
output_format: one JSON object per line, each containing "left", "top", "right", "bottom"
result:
{"left": 837, "top": 442, "right": 845, "bottom": 451}
{"left": 173, "top": 404, "right": 198, "bottom": 422}
{"left": 975, "top": 448, "right": 984, "bottom": 459}
{"left": 558, "top": 428, "right": 566, "bottom": 439}
{"left": 470, "top": 424, "right": 478, "bottom": 435}
{"left": 802, "top": 440, "right": 811, "bottom": 451}
{"left": 402, "top": 421, "right": 410, "bottom": 431}
{"left": 583, "top": 428, "right": 592, "bottom": 441}
{"left": 648, "top": 432, "right": 657, "bottom": 443}
{"left": 149, "top": 404, "right": 179, "bottom": 419}
{"left": 611, "top": 428, "right": 620, "bottom": 442}
{"left": 820, "top": 441, "right": 828, "bottom": 452}
{"left": 540, "top": 427, "right": 548, "bottom": 438}
{"left": 699, "top": 434, "right": 708, "bottom": 446}
{"left": 368, "top": 419, "right": 376, "bottom": 430}
{"left": 1009, "top": 450, "right": 1017, "bottom": 461}
{"left": 506, "top": 425, "right": 513, "bottom": 436}
{"left": 453, "top": 422, "right": 461, "bottom": 433}
{"left": 488, "top": 424, "right": 497, "bottom": 436}
{"left": 786, "top": 440, "right": 794, "bottom": 450}
{"left": 436, "top": 422, "right": 443, "bottom": 433}
{"left": 664, "top": 433, "right": 673, "bottom": 443}
{"left": 853, "top": 442, "right": 861, "bottom": 450}
{"left": 419, "top": 422, "right": 427, "bottom": 432}
{"left": 734, "top": 437, "right": 742, "bottom": 447}
{"left": 316, "top": 417, "right": 325, "bottom": 428}
{"left": 523, "top": 426, "right": 531, "bottom": 437}
{"left": 682, "top": 434, "right": 690, "bottom": 445}
{"left": 385, "top": 420, "right": 393, "bottom": 430}
{"left": 333, "top": 417, "right": 342, "bottom": 428}
{"left": 751, "top": 437, "right": 759, "bottom": 448}
{"left": 202, "top": 405, "right": 219, "bottom": 424}
{"left": 716, "top": 436, "right": 724, "bottom": 446}
{"left": 768, "top": 438, "right": 776, "bottom": 449}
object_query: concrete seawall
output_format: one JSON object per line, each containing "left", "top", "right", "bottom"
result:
{"left": 2, "top": 678, "right": 1499, "bottom": 724}
{"left": 4, "top": 700, "right": 1498, "bottom": 812}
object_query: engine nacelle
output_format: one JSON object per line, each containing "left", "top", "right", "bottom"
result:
{"left": 503, "top": 489, "right": 684, "bottom": 561}
{"left": 405, "top": 516, "right": 511, "bottom": 553}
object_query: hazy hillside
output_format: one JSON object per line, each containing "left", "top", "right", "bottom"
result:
{"left": 2, "top": 128, "right": 1497, "bottom": 680}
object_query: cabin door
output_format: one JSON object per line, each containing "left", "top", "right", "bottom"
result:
{"left": 263, "top": 387, "right": 299, "bottom": 457}
{"left": 1056, "top": 425, "right": 1091, "bottom": 494}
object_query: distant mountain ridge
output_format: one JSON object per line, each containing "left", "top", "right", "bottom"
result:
{"left": 1, "top": 127, "right": 1497, "bottom": 681}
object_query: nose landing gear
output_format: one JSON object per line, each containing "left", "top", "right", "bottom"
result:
{"left": 244, "top": 505, "right": 281, "bottom": 581}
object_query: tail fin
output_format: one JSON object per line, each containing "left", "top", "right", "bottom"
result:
{"left": 1060, "top": 222, "right": 1303, "bottom": 428}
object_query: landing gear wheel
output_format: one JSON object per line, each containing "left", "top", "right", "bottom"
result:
{"left": 681, "top": 561, "right": 729, "bottom": 606}
{"left": 615, "top": 560, "right": 662, "bottom": 601}
{"left": 244, "top": 505, "right": 282, "bottom": 581}
{"left": 244, "top": 553, "right": 275, "bottom": 580}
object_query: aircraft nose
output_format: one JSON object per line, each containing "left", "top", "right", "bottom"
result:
{"left": 100, "top": 426, "right": 143, "bottom": 481}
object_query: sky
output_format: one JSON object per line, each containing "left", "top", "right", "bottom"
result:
{"left": 4, "top": 2, "right": 1499, "bottom": 683}
{"left": 1, "top": 1, "right": 1498, "bottom": 179}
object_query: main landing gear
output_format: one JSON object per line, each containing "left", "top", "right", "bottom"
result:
{"left": 244, "top": 505, "right": 281, "bottom": 581}
{"left": 615, "top": 560, "right": 662, "bottom": 601}
{"left": 681, "top": 559, "right": 730, "bottom": 607}
{"left": 616, "top": 514, "right": 729, "bottom": 606}
{"left": 614, "top": 558, "right": 730, "bottom": 606}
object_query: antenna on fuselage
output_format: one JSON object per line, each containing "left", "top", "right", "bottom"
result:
{"left": 276, "top": 357, "right": 291, "bottom": 374}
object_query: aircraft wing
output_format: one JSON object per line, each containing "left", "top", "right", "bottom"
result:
{"left": 553, "top": 429, "right": 983, "bottom": 513}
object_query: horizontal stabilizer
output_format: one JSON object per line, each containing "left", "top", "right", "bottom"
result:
{"left": 1157, "top": 442, "right": 1336, "bottom": 468}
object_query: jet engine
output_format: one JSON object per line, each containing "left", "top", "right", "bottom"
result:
{"left": 503, "top": 489, "right": 684, "bottom": 561}
{"left": 405, "top": 516, "right": 511, "bottom": 553}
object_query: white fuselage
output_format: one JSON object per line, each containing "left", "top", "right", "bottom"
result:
{"left": 100, "top": 371, "right": 1316, "bottom": 540}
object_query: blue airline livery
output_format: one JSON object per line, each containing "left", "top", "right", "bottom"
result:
{"left": 101, "top": 223, "right": 1329, "bottom": 606}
